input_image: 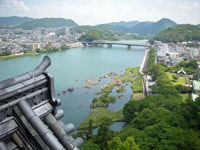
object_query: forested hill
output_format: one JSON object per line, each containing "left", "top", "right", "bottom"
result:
{"left": 108, "top": 21, "right": 139, "bottom": 28}
{"left": 153, "top": 24, "right": 200, "bottom": 42}
{"left": 0, "top": 16, "right": 178, "bottom": 35}
{"left": 19, "top": 18, "right": 78, "bottom": 29}
{"left": 0, "top": 16, "right": 35, "bottom": 26}
{"left": 72, "top": 24, "right": 125, "bottom": 41}
{"left": 142, "top": 18, "right": 177, "bottom": 34}
{"left": 108, "top": 21, "right": 140, "bottom": 33}
{"left": 107, "top": 18, "right": 177, "bottom": 35}
{"left": 71, "top": 24, "right": 122, "bottom": 34}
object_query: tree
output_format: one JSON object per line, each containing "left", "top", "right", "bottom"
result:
{"left": 172, "top": 74, "right": 178, "bottom": 82}
{"left": 92, "top": 97, "right": 98, "bottom": 103}
{"left": 0, "top": 50, "right": 12, "bottom": 56}
{"left": 123, "top": 100, "right": 140, "bottom": 123}
{"left": 95, "top": 117, "right": 113, "bottom": 150}
{"left": 35, "top": 48, "right": 41, "bottom": 53}
{"left": 153, "top": 24, "right": 200, "bottom": 42}
{"left": 132, "top": 107, "right": 170, "bottom": 130}
{"left": 181, "top": 97, "right": 200, "bottom": 129}
{"left": 81, "top": 140, "right": 100, "bottom": 150}
{"left": 85, "top": 119, "right": 94, "bottom": 140}
{"left": 152, "top": 65, "right": 159, "bottom": 81}
{"left": 108, "top": 137, "right": 122, "bottom": 150}
{"left": 159, "top": 87, "right": 180, "bottom": 99}
{"left": 125, "top": 137, "right": 140, "bottom": 150}
{"left": 108, "top": 96, "right": 116, "bottom": 103}
{"left": 79, "top": 29, "right": 103, "bottom": 42}
{"left": 108, "top": 136, "right": 139, "bottom": 150}
{"left": 174, "top": 85, "right": 191, "bottom": 94}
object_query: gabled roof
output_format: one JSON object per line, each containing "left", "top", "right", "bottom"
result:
{"left": 177, "top": 67, "right": 186, "bottom": 75}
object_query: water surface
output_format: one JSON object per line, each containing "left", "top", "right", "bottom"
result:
{"left": 0, "top": 40, "right": 146, "bottom": 129}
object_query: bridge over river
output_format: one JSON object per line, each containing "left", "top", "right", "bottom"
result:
{"left": 82, "top": 41, "right": 147, "bottom": 49}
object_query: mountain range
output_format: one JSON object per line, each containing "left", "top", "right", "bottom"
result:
{"left": 71, "top": 24, "right": 124, "bottom": 41}
{"left": 0, "top": 16, "right": 78, "bottom": 29}
{"left": 0, "top": 16, "right": 198, "bottom": 36}
{"left": 107, "top": 18, "right": 177, "bottom": 35}
{"left": 19, "top": 18, "right": 78, "bottom": 29}
{"left": 0, "top": 16, "right": 35, "bottom": 26}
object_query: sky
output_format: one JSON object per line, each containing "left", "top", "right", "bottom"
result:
{"left": 0, "top": 0, "right": 200, "bottom": 25}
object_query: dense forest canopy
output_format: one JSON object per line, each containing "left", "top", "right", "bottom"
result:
{"left": 79, "top": 30, "right": 104, "bottom": 42}
{"left": 153, "top": 24, "right": 200, "bottom": 43}
{"left": 77, "top": 25, "right": 124, "bottom": 41}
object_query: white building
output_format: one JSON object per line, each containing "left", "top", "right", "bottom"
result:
{"left": 31, "top": 43, "right": 41, "bottom": 50}
{"left": 52, "top": 43, "right": 61, "bottom": 48}
{"left": 176, "top": 43, "right": 186, "bottom": 54}
{"left": 189, "top": 47, "right": 199, "bottom": 58}
{"left": 167, "top": 52, "right": 178, "bottom": 59}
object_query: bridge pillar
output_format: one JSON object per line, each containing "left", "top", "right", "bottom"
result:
{"left": 89, "top": 43, "right": 97, "bottom": 47}
{"left": 82, "top": 43, "right": 87, "bottom": 47}
{"left": 127, "top": 45, "right": 131, "bottom": 49}
{"left": 107, "top": 44, "right": 112, "bottom": 48}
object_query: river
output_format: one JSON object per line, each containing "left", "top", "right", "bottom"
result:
{"left": 0, "top": 40, "right": 146, "bottom": 130}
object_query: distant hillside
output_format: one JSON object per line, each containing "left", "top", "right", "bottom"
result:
{"left": 108, "top": 21, "right": 139, "bottom": 32}
{"left": 71, "top": 24, "right": 125, "bottom": 41}
{"left": 109, "top": 25, "right": 131, "bottom": 33}
{"left": 108, "top": 21, "right": 139, "bottom": 28}
{"left": 107, "top": 18, "right": 177, "bottom": 35}
{"left": 153, "top": 24, "right": 200, "bottom": 42}
{"left": 71, "top": 24, "right": 120, "bottom": 33}
{"left": 146, "top": 18, "right": 177, "bottom": 34}
{"left": 19, "top": 18, "right": 78, "bottom": 29}
{"left": 0, "top": 16, "right": 35, "bottom": 26}
{"left": 129, "top": 22, "right": 154, "bottom": 34}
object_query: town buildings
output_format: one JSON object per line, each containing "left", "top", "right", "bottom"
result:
{"left": 155, "top": 41, "right": 200, "bottom": 66}
{"left": 0, "top": 27, "right": 81, "bottom": 54}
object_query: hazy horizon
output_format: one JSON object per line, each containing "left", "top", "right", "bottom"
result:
{"left": 0, "top": 0, "right": 200, "bottom": 25}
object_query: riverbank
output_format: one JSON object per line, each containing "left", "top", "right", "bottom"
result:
{"left": 78, "top": 108, "right": 123, "bottom": 130}
{"left": 77, "top": 45, "right": 147, "bottom": 130}
{"left": 0, "top": 42, "right": 83, "bottom": 60}
{"left": 0, "top": 51, "right": 35, "bottom": 60}
{"left": 90, "top": 67, "right": 143, "bottom": 108}
{"left": 138, "top": 46, "right": 150, "bottom": 96}
{"left": 78, "top": 67, "right": 144, "bottom": 130}
{"left": 139, "top": 47, "right": 149, "bottom": 74}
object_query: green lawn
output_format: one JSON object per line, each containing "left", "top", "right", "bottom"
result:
{"left": 131, "top": 93, "right": 145, "bottom": 100}
{"left": 78, "top": 108, "right": 123, "bottom": 130}
{"left": 166, "top": 72, "right": 190, "bottom": 101}
{"left": 131, "top": 74, "right": 143, "bottom": 93}
{"left": 166, "top": 72, "right": 188, "bottom": 85}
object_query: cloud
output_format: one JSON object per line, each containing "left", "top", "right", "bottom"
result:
{"left": 179, "top": 4, "right": 191, "bottom": 10}
{"left": 193, "top": 2, "right": 200, "bottom": 8}
{"left": 2, "top": 0, "right": 29, "bottom": 11}
{"left": 0, "top": 0, "right": 200, "bottom": 25}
